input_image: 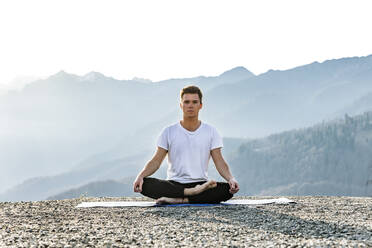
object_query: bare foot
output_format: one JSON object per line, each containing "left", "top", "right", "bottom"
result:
{"left": 156, "top": 197, "right": 187, "bottom": 205}
{"left": 184, "top": 180, "right": 217, "bottom": 196}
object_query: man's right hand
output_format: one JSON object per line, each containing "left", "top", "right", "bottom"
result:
{"left": 133, "top": 176, "right": 144, "bottom": 193}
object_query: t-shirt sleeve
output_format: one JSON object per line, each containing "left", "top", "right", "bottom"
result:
{"left": 157, "top": 127, "right": 169, "bottom": 150}
{"left": 211, "top": 127, "right": 223, "bottom": 150}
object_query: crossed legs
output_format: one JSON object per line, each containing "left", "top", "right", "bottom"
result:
{"left": 141, "top": 177, "right": 233, "bottom": 204}
{"left": 156, "top": 180, "right": 217, "bottom": 204}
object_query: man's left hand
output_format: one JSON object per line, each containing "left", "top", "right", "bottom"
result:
{"left": 228, "top": 178, "right": 239, "bottom": 194}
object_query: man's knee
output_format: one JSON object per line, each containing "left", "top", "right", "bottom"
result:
{"left": 141, "top": 177, "right": 184, "bottom": 199}
{"left": 141, "top": 177, "right": 151, "bottom": 191}
{"left": 217, "top": 182, "right": 233, "bottom": 202}
{"left": 141, "top": 177, "right": 158, "bottom": 198}
{"left": 142, "top": 177, "right": 153, "bottom": 186}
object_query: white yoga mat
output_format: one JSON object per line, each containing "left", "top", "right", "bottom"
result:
{"left": 76, "top": 198, "right": 295, "bottom": 208}
{"left": 224, "top": 198, "right": 295, "bottom": 205}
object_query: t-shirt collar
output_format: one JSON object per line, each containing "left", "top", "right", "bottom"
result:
{"left": 178, "top": 120, "right": 203, "bottom": 135}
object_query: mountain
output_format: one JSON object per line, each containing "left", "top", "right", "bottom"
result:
{"left": 329, "top": 92, "right": 372, "bottom": 119}
{"left": 81, "top": 71, "right": 115, "bottom": 82}
{"left": 202, "top": 55, "right": 372, "bottom": 137}
{"left": 218, "top": 66, "right": 255, "bottom": 81}
{"left": 0, "top": 150, "right": 151, "bottom": 201}
{"left": 0, "top": 76, "right": 40, "bottom": 91}
{"left": 46, "top": 178, "right": 136, "bottom": 200}
{"left": 229, "top": 111, "right": 372, "bottom": 196}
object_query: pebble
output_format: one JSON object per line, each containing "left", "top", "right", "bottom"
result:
{"left": 0, "top": 196, "right": 371, "bottom": 247}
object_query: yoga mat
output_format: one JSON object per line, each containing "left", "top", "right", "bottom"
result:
{"left": 76, "top": 198, "right": 295, "bottom": 208}
{"left": 224, "top": 198, "right": 295, "bottom": 205}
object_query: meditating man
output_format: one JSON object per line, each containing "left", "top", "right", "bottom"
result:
{"left": 133, "top": 85, "right": 239, "bottom": 204}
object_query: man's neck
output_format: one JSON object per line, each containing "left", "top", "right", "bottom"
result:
{"left": 180, "top": 117, "right": 201, "bottom": 132}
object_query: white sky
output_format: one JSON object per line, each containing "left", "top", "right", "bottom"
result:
{"left": 0, "top": 0, "right": 371, "bottom": 86}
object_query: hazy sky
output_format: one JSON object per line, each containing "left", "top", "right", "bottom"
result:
{"left": 0, "top": 0, "right": 371, "bottom": 86}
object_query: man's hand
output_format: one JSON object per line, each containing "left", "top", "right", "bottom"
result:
{"left": 133, "top": 176, "right": 144, "bottom": 193}
{"left": 228, "top": 178, "right": 239, "bottom": 194}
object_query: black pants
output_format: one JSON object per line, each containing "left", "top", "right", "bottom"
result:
{"left": 141, "top": 177, "right": 233, "bottom": 204}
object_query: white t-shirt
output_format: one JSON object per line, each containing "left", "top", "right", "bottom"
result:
{"left": 157, "top": 121, "right": 223, "bottom": 183}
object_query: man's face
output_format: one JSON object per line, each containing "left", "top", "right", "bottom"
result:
{"left": 180, "top": 93, "right": 202, "bottom": 118}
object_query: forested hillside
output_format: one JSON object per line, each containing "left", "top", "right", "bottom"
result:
{"left": 229, "top": 112, "right": 372, "bottom": 196}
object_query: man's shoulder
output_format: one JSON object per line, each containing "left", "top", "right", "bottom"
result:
{"left": 160, "top": 122, "right": 179, "bottom": 133}
{"left": 202, "top": 121, "right": 214, "bottom": 128}
{"left": 201, "top": 121, "right": 217, "bottom": 131}
{"left": 166, "top": 122, "right": 179, "bottom": 129}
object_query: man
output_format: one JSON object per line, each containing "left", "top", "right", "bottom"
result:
{"left": 133, "top": 85, "right": 239, "bottom": 204}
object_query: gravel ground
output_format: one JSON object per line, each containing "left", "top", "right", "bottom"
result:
{"left": 0, "top": 196, "right": 371, "bottom": 247}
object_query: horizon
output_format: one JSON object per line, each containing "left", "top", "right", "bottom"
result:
{"left": 1, "top": 0, "right": 372, "bottom": 87}
{"left": 1, "top": 53, "right": 371, "bottom": 92}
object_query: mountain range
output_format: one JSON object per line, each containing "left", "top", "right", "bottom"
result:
{"left": 1, "top": 54, "right": 372, "bottom": 201}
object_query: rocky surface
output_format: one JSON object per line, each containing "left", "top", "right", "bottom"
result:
{"left": 0, "top": 196, "right": 371, "bottom": 247}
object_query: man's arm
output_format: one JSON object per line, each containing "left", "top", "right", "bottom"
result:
{"left": 211, "top": 148, "right": 239, "bottom": 194}
{"left": 133, "top": 147, "right": 168, "bottom": 192}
